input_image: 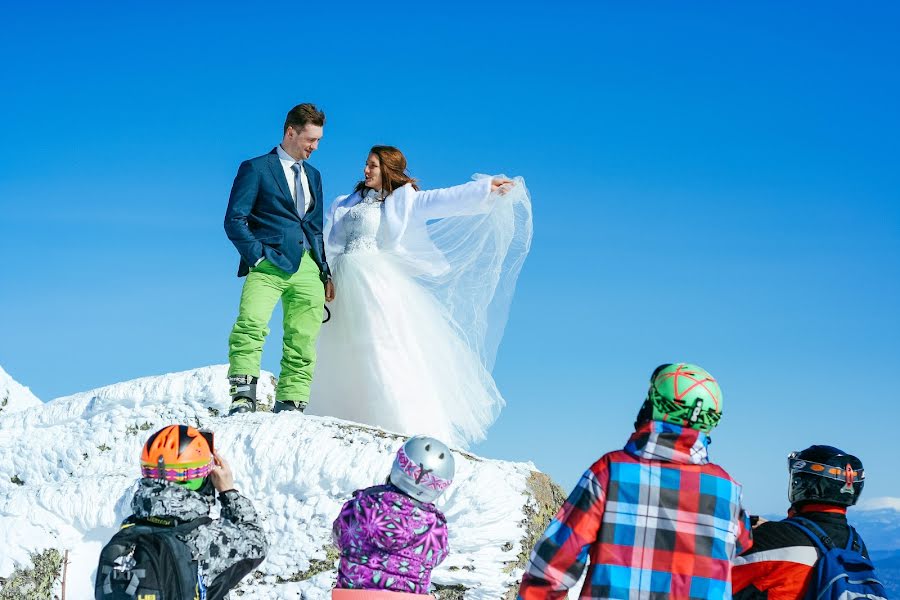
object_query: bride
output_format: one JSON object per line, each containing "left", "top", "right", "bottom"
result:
{"left": 306, "top": 146, "right": 532, "bottom": 448}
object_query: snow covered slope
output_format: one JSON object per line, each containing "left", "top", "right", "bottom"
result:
{"left": 0, "top": 365, "right": 41, "bottom": 414}
{"left": 0, "top": 365, "right": 562, "bottom": 599}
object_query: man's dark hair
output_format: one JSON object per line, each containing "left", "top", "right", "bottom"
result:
{"left": 284, "top": 103, "right": 326, "bottom": 134}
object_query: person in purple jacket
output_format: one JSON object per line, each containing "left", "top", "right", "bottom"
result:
{"left": 332, "top": 436, "right": 456, "bottom": 596}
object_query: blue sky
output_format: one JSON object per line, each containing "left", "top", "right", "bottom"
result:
{"left": 1, "top": 1, "right": 898, "bottom": 515}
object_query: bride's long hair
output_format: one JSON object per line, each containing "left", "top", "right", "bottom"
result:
{"left": 354, "top": 145, "right": 419, "bottom": 196}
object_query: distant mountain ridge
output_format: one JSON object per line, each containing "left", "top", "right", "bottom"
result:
{"left": 762, "top": 507, "right": 900, "bottom": 552}
{"left": 850, "top": 507, "right": 900, "bottom": 552}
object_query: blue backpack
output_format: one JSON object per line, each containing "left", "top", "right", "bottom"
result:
{"left": 783, "top": 516, "right": 887, "bottom": 600}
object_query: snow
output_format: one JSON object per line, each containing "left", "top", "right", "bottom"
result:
{"left": 858, "top": 497, "right": 900, "bottom": 512}
{"left": 0, "top": 365, "right": 548, "bottom": 599}
{"left": 0, "top": 365, "right": 41, "bottom": 414}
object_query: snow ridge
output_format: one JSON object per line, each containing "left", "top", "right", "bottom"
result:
{"left": 0, "top": 365, "right": 542, "bottom": 599}
{"left": 0, "top": 365, "right": 41, "bottom": 414}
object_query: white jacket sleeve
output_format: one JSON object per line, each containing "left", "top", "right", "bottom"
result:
{"left": 324, "top": 194, "right": 353, "bottom": 257}
{"left": 409, "top": 178, "right": 493, "bottom": 221}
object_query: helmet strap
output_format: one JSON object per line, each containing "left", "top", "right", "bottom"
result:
{"left": 198, "top": 476, "right": 215, "bottom": 498}
{"left": 634, "top": 399, "right": 653, "bottom": 430}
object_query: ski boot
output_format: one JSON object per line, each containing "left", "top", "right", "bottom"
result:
{"left": 227, "top": 375, "right": 258, "bottom": 415}
{"left": 273, "top": 400, "right": 306, "bottom": 414}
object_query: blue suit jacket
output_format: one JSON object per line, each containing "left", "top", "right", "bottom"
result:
{"left": 224, "top": 149, "right": 331, "bottom": 281}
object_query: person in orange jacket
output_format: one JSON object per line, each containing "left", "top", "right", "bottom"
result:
{"left": 732, "top": 445, "right": 876, "bottom": 599}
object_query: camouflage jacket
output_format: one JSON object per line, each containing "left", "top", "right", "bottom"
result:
{"left": 129, "top": 479, "right": 268, "bottom": 599}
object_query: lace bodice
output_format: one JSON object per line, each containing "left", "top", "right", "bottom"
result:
{"left": 342, "top": 196, "right": 383, "bottom": 254}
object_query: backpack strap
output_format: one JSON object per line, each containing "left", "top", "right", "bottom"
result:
{"left": 783, "top": 516, "right": 836, "bottom": 553}
{"left": 846, "top": 525, "right": 862, "bottom": 553}
{"left": 788, "top": 516, "right": 862, "bottom": 554}
{"left": 127, "top": 515, "right": 212, "bottom": 532}
{"left": 170, "top": 516, "right": 213, "bottom": 533}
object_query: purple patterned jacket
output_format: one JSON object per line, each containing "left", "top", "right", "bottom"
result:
{"left": 332, "top": 484, "right": 449, "bottom": 594}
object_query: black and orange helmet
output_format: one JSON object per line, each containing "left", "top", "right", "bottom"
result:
{"left": 140, "top": 425, "right": 213, "bottom": 491}
{"left": 788, "top": 445, "right": 865, "bottom": 507}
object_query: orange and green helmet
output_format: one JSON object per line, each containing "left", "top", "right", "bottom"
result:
{"left": 140, "top": 425, "right": 213, "bottom": 491}
{"left": 640, "top": 363, "right": 724, "bottom": 432}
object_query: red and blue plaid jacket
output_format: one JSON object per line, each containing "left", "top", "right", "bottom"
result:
{"left": 518, "top": 421, "right": 753, "bottom": 600}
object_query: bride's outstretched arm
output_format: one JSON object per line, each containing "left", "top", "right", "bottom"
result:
{"left": 412, "top": 176, "right": 516, "bottom": 221}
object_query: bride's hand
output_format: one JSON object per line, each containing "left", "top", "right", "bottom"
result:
{"left": 491, "top": 177, "right": 514, "bottom": 195}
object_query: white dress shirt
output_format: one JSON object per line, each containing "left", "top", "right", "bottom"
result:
{"left": 276, "top": 145, "right": 312, "bottom": 214}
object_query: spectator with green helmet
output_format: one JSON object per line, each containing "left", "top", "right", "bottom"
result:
{"left": 518, "top": 362, "right": 752, "bottom": 600}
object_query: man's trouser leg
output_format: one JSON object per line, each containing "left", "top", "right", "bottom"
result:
{"left": 278, "top": 252, "right": 325, "bottom": 405}
{"left": 228, "top": 261, "right": 289, "bottom": 379}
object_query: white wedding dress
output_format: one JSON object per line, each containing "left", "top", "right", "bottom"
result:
{"left": 306, "top": 176, "right": 532, "bottom": 448}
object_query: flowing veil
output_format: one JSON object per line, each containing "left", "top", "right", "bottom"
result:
{"left": 417, "top": 175, "right": 533, "bottom": 372}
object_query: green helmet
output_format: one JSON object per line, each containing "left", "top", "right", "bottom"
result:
{"left": 639, "top": 363, "right": 723, "bottom": 432}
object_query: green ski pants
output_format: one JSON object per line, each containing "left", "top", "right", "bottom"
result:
{"left": 228, "top": 254, "right": 325, "bottom": 403}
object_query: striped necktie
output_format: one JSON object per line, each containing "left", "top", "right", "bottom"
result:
{"left": 291, "top": 161, "right": 307, "bottom": 218}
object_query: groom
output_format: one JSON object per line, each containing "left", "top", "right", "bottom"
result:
{"left": 224, "top": 103, "right": 335, "bottom": 416}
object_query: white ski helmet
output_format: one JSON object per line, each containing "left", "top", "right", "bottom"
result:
{"left": 390, "top": 435, "right": 455, "bottom": 503}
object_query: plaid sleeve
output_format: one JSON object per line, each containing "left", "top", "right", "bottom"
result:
{"left": 735, "top": 496, "right": 753, "bottom": 556}
{"left": 518, "top": 464, "right": 607, "bottom": 600}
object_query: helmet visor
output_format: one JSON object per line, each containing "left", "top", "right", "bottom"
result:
{"left": 788, "top": 452, "right": 864, "bottom": 485}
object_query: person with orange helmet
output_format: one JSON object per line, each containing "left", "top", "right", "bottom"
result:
{"left": 95, "top": 424, "right": 268, "bottom": 600}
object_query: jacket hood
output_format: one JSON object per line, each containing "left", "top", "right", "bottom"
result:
{"left": 356, "top": 484, "right": 443, "bottom": 516}
{"left": 131, "top": 478, "right": 212, "bottom": 524}
{"left": 624, "top": 420, "right": 710, "bottom": 465}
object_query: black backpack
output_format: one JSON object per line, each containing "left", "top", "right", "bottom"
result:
{"left": 95, "top": 516, "right": 211, "bottom": 600}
